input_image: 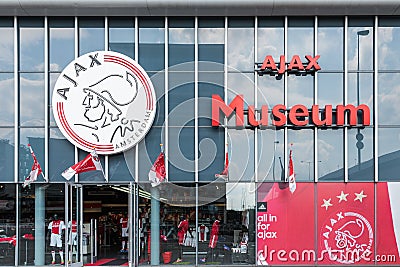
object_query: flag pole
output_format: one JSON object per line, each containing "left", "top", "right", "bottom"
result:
{"left": 160, "top": 143, "right": 164, "bottom": 153}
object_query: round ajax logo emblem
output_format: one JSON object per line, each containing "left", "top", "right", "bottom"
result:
{"left": 52, "top": 51, "right": 156, "bottom": 155}
{"left": 322, "top": 211, "right": 373, "bottom": 264}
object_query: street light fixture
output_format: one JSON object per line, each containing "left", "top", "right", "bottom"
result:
{"left": 356, "top": 29, "right": 369, "bottom": 169}
{"left": 301, "top": 160, "right": 322, "bottom": 180}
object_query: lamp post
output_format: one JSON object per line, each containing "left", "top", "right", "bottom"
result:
{"left": 273, "top": 141, "right": 279, "bottom": 181}
{"left": 301, "top": 160, "right": 322, "bottom": 180}
{"left": 356, "top": 30, "right": 369, "bottom": 169}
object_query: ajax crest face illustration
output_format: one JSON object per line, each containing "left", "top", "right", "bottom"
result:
{"left": 52, "top": 51, "right": 156, "bottom": 155}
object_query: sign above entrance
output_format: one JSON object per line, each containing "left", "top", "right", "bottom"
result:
{"left": 255, "top": 55, "right": 321, "bottom": 76}
{"left": 52, "top": 51, "right": 156, "bottom": 155}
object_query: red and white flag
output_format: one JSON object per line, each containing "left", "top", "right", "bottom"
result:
{"left": 23, "top": 144, "right": 45, "bottom": 188}
{"left": 288, "top": 150, "right": 296, "bottom": 193}
{"left": 148, "top": 151, "right": 166, "bottom": 187}
{"left": 215, "top": 147, "right": 229, "bottom": 180}
{"left": 62, "top": 150, "right": 104, "bottom": 180}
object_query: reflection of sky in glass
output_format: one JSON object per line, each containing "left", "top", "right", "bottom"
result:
{"left": 199, "top": 28, "right": 224, "bottom": 44}
{"left": 227, "top": 129, "right": 254, "bottom": 182}
{"left": 348, "top": 73, "right": 373, "bottom": 121}
{"left": 318, "top": 73, "right": 343, "bottom": 106}
{"left": 347, "top": 27, "right": 373, "bottom": 70}
{"left": 318, "top": 129, "right": 343, "bottom": 178}
{"left": 79, "top": 28, "right": 104, "bottom": 55}
{"left": 20, "top": 73, "right": 45, "bottom": 126}
{"left": 288, "top": 28, "right": 313, "bottom": 58}
{"left": 348, "top": 127, "right": 373, "bottom": 180}
{"left": 318, "top": 27, "right": 343, "bottom": 70}
{"left": 50, "top": 27, "right": 74, "bottom": 71}
{"left": 169, "top": 28, "right": 194, "bottom": 44}
{"left": 258, "top": 129, "right": 283, "bottom": 182}
{"left": 257, "top": 28, "right": 283, "bottom": 62}
{"left": 379, "top": 27, "right": 400, "bottom": 70}
{"left": 0, "top": 27, "right": 13, "bottom": 71}
{"left": 110, "top": 27, "right": 134, "bottom": 43}
{"left": 257, "top": 76, "right": 283, "bottom": 107}
{"left": 20, "top": 26, "right": 44, "bottom": 71}
{"left": 288, "top": 75, "right": 313, "bottom": 107}
{"left": 49, "top": 73, "right": 60, "bottom": 127}
{"left": 139, "top": 28, "right": 164, "bottom": 43}
{"left": 227, "top": 73, "right": 254, "bottom": 127}
{"left": 228, "top": 28, "right": 254, "bottom": 71}
{"left": 288, "top": 129, "right": 314, "bottom": 181}
{"left": 378, "top": 73, "right": 400, "bottom": 125}
{"left": 0, "top": 74, "right": 13, "bottom": 126}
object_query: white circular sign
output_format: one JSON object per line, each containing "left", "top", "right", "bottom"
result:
{"left": 52, "top": 51, "right": 156, "bottom": 155}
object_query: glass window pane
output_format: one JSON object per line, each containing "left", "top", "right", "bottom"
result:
{"left": 198, "top": 72, "right": 224, "bottom": 126}
{"left": 0, "top": 128, "right": 14, "bottom": 182}
{"left": 317, "top": 17, "right": 344, "bottom": 70}
{"left": 49, "top": 73, "right": 61, "bottom": 127}
{"left": 227, "top": 129, "right": 254, "bottom": 182}
{"left": 19, "top": 18, "right": 44, "bottom": 71}
{"left": 168, "top": 127, "right": 195, "bottom": 182}
{"left": 49, "top": 127, "right": 74, "bottom": 182}
{"left": 49, "top": 17, "right": 75, "bottom": 71}
{"left": 288, "top": 17, "right": 314, "bottom": 58}
{"left": 228, "top": 18, "right": 254, "bottom": 71}
{"left": 257, "top": 17, "right": 284, "bottom": 62}
{"left": 348, "top": 73, "right": 373, "bottom": 123}
{"left": 318, "top": 73, "right": 343, "bottom": 106}
{"left": 198, "top": 19, "right": 224, "bottom": 71}
{"left": 288, "top": 75, "right": 313, "bottom": 108}
{"left": 378, "top": 127, "right": 400, "bottom": 181}
{"left": 148, "top": 71, "right": 165, "bottom": 127}
{"left": 139, "top": 18, "right": 164, "bottom": 72}
{"left": 168, "top": 72, "right": 194, "bottom": 127}
{"left": 19, "top": 184, "right": 66, "bottom": 265}
{"left": 109, "top": 17, "right": 135, "bottom": 59}
{"left": 0, "top": 18, "right": 14, "bottom": 72}
{"left": 198, "top": 127, "right": 224, "bottom": 182}
{"left": 257, "top": 75, "right": 284, "bottom": 108}
{"left": 20, "top": 73, "right": 45, "bottom": 126}
{"left": 19, "top": 129, "right": 45, "bottom": 182}
{"left": 379, "top": 17, "right": 400, "bottom": 70}
{"left": 318, "top": 129, "right": 344, "bottom": 181}
{"left": 348, "top": 17, "right": 374, "bottom": 71}
{"left": 378, "top": 73, "right": 400, "bottom": 125}
{"left": 257, "top": 130, "right": 284, "bottom": 182}
{"left": 138, "top": 126, "right": 163, "bottom": 183}
{"left": 288, "top": 129, "right": 314, "bottom": 181}
{"left": 0, "top": 73, "right": 14, "bottom": 126}
{"left": 79, "top": 18, "right": 105, "bottom": 56}
{"left": 348, "top": 128, "right": 373, "bottom": 181}
{"left": 109, "top": 149, "right": 134, "bottom": 182}
{"left": 0, "top": 184, "right": 15, "bottom": 265}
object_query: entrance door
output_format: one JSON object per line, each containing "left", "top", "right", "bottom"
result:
{"left": 66, "top": 183, "right": 83, "bottom": 267}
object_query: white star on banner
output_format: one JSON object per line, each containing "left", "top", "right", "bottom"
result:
{"left": 336, "top": 191, "right": 349, "bottom": 203}
{"left": 321, "top": 198, "right": 333, "bottom": 210}
{"left": 354, "top": 190, "right": 367, "bottom": 202}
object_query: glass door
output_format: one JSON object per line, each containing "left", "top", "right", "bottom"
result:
{"left": 66, "top": 183, "right": 83, "bottom": 267}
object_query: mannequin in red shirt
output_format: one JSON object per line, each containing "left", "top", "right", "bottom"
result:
{"left": 175, "top": 215, "right": 189, "bottom": 263}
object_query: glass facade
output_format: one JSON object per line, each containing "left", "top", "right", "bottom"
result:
{"left": 0, "top": 14, "right": 399, "bottom": 267}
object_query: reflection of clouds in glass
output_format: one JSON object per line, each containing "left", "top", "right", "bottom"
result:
{"left": 288, "top": 76, "right": 313, "bottom": 107}
{"left": 228, "top": 28, "right": 254, "bottom": 70}
{"left": 20, "top": 76, "right": 44, "bottom": 123}
{"left": 257, "top": 77, "right": 283, "bottom": 107}
{"left": 348, "top": 27, "right": 373, "bottom": 70}
{"left": 0, "top": 77, "right": 13, "bottom": 126}
{"left": 227, "top": 129, "right": 254, "bottom": 182}
{"left": 378, "top": 27, "right": 400, "bottom": 69}
{"left": 198, "top": 28, "right": 224, "bottom": 44}
{"left": 0, "top": 28, "right": 13, "bottom": 69}
{"left": 318, "top": 28, "right": 343, "bottom": 70}
{"left": 288, "top": 29, "right": 313, "bottom": 57}
{"left": 289, "top": 130, "right": 313, "bottom": 180}
{"left": 20, "top": 126, "right": 45, "bottom": 145}
{"left": 139, "top": 28, "right": 164, "bottom": 43}
{"left": 257, "top": 28, "right": 283, "bottom": 61}
{"left": 379, "top": 74, "right": 400, "bottom": 124}
{"left": 169, "top": 28, "right": 194, "bottom": 44}
{"left": 50, "top": 28, "right": 74, "bottom": 40}
{"left": 109, "top": 28, "right": 134, "bottom": 43}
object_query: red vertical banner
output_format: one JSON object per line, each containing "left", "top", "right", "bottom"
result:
{"left": 317, "top": 183, "right": 374, "bottom": 265}
{"left": 376, "top": 182, "right": 400, "bottom": 265}
{"left": 257, "top": 182, "right": 315, "bottom": 265}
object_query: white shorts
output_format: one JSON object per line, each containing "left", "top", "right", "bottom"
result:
{"left": 69, "top": 232, "right": 77, "bottom": 246}
{"left": 50, "top": 233, "right": 63, "bottom": 248}
{"left": 122, "top": 227, "right": 128, "bottom": 237}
